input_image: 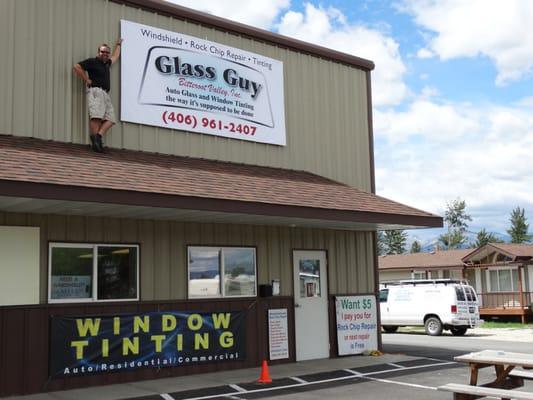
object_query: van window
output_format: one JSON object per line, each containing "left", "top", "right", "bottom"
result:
{"left": 455, "top": 286, "right": 477, "bottom": 302}
{"left": 379, "top": 289, "right": 389, "bottom": 303}
{"left": 465, "top": 287, "right": 477, "bottom": 302}
{"left": 455, "top": 286, "right": 466, "bottom": 301}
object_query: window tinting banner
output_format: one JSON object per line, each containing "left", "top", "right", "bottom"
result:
{"left": 49, "top": 310, "right": 246, "bottom": 377}
{"left": 120, "top": 19, "right": 286, "bottom": 146}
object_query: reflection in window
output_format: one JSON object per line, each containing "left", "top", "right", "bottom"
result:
{"left": 188, "top": 247, "right": 256, "bottom": 298}
{"left": 49, "top": 243, "right": 139, "bottom": 302}
{"left": 224, "top": 248, "right": 256, "bottom": 296}
{"left": 299, "top": 259, "right": 320, "bottom": 298}
{"left": 189, "top": 248, "right": 221, "bottom": 297}
{"left": 98, "top": 246, "right": 138, "bottom": 300}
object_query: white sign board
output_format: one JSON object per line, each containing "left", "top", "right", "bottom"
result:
{"left": 335, "top": 295, "right": 378, "bottom": 355}
{"left": 268, "top": 308, "right": 289, "bottom": 360}
{"left": 51, "top": 275, "right": 91, "bottom": 299}
{"left": 120, "top": 20, "right": 286, "bottom": 145}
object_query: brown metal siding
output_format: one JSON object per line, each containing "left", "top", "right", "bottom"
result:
{"left": 0, "top": 0, "right": 372, "bottom": 190}
{"left": 0, "top": 297, "right": 295, "bottom": 396}
{"left": 0, "top": 212, "right": 375, "bottom": 302}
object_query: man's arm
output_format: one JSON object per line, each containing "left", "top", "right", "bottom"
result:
{"left": 73, "top": 63, "right": 91, "bottom": 86}
{"left": 110, "top": 38, "right": 123, "bottom": 64}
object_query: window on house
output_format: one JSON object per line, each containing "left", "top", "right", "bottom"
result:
{"left": 412, "top": 271, "right": 426, "bottom": 280}
{"left": 188, "top": 247, "right": 256, "bottom": 298}
{"left": 49, "top": 243, "right": 139, "bottom": 302}
{"left": 488, "top": 268, "right": 519, "bottom": 292}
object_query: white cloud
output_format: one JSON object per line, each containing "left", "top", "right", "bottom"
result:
{"left": 416, "top": 48, "right": 433, "bottom": 58}
{"left": 166, "top": 1, "right": 410, "bottom": 106}
{"left": 401, "top": 0, "right": 533, "bottom": 85}
{"left": 165, "top": 0, "right": 290, "bottom": 29}
{"left": 374, "top": 100, "right": 481, "bottom": 143}
{"left": 375, "top": 100, "right": 533, "bottom": 232}
{"left": 277, "top": 3, "right": 409, "bottom": 106}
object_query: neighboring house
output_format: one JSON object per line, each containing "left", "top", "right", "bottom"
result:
{"left": 462, "top": 243, "right": 533, "bottom": 323}
{"left": 379, "top": 249, "right": 471, "bottom": 282}
{"left": 378, "top": 244, "right": 533, "bottom": 323}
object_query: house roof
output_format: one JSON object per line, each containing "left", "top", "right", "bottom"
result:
{"left": 379, "top": 249, "right": 473, "bottom": 270}
{"left": 0, "top": 135, "right": 441, "bottom": 230}
{"left": 110, "top": 0, "right": 374, "bottom": 71}
{"left": 462, "top": 243, "right": 533, "bottom": 263}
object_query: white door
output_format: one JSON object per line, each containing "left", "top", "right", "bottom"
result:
{"left": 293, "top": 250, "right": 329, "bottom": 361}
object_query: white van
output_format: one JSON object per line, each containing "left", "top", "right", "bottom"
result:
{"left": 379, "top": 279, "right": 481, "bottom": 336}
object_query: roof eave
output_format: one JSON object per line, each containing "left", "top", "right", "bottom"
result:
{"left": 0, "top": 179, "right": 441, "bottom": 229}
{"left": 110, "top": 0, "right": 375, "bottom": 71}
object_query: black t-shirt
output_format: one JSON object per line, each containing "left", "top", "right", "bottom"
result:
{"left": 78, "top": 57, "right": 111, "bottom": 92}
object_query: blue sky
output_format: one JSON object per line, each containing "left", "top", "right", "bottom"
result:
{"left": 166, "top": 0, "right": 533, "bottom": 245}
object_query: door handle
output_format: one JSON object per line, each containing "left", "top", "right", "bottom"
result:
{"left": 295, "top": 303, "right": 301, "bottom": 308}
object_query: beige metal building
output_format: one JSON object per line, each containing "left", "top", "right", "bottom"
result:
{"left": 0, "top": 0, "right": 441, "bottom": 395}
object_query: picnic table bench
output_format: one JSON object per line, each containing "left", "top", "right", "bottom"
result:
{"left": 438, "top": 383, "right": 533, "bottom": 399}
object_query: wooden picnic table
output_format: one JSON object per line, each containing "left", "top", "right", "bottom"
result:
{"left": 454, "top": 349, "right": 533, "bottom": 388}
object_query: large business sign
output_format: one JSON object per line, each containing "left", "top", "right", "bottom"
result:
{"left": 120, "top": 20, "right": 286, "bottom": 145}
{"left": 335, "top": 295, "right": 378, "bottom": 355}
{"left": 49, "top": 310, "right": 246, "bottom": 377}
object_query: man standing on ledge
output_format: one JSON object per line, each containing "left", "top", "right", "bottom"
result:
{"left": 73, "top": 39, "right": 122, "bottom": 153}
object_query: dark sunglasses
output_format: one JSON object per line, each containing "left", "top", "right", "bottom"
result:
{"left": 99, "top": 50, "right": 110, "bottom": 54}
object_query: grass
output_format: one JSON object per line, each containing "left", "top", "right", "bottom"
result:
{"left": 480, "top": 321, "right": 533, "bottom": 329}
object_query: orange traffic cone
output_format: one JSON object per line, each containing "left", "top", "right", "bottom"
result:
{"left": 257, "top": 359, "right": 272, "bottom": 383}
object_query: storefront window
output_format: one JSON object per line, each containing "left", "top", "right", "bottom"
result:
{"left": 188, "top": 247, "right": 256, "bottom": 298}
{"left": 49, "top": 243, "right": 139, "bottom": 302}
{"left": 50, "top": 246, "right": 93, "bottom": 300}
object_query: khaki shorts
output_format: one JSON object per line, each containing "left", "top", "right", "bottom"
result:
{"left": 87, "top": 87, "right": 116, "bottom": 123}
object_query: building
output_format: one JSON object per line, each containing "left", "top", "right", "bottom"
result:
{"left": 463, "top": 243, "right": 533, "bottom": 323}
{"left": 0, "top": 0, "right": 441, "bottom": 396}
{"left": 379, "top": 249, "right": 470, "bottom": 282}
{"left": 378, "top": 244, "right": 533, "bottom": 323}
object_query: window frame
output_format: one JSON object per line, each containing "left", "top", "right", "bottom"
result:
{"left": 187, "top": 246, "right": 257, "bottom": 299}
{"left": 48, "top": 242, "right": 140, "bottom": 304}
{"left": 485, "top": 267, "right": 519, "bottom": 292}
{"left": 411, "top": 270, "right": 427, "bottom": 280}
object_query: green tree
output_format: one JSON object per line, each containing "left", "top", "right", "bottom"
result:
{"left": 383, "top": 230, "right": 407, "bottom": 255}
{"left": 377, "top": 231, "right": 386, "bottom": 256}
{"left": 438, "top": 198, "right": 472, "bottom": 249}
{"left": 507, "top": 207, "right": 532, "bottom": 243}
{"left": 410, "top": 240, "right": 421, "bottom": 253}
{"left": 474, "top": 228, "right": 503, "bottom": 247}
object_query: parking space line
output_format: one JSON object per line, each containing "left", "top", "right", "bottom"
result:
{"left": 229, "top": 384, "right": 246, "bottom": 392}
{"left": 386, "top": 362, "right": 405, "bottom": 368}
{"left": 361, "top": 375, "right": 438, "bottom": 390}
{"left": 289, "top": 376, "right": 308, "bottom": 383}
{"left": 343, "top": 368, "right": 362, "bottom": 376}
{"left": 161, "top": 394, "right": 175, "bottom": 400}
{"left": 162, "top": 358, "right": 459, "bottom": 400}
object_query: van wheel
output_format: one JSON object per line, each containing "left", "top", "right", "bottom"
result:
{"left": 425, "top": 317, "right": 443, "bottom": 336}
{"left": 450, "top": 327, "right": 468, "bottom": 336}
{"left": 382, "top": 325, "right": 398, "bottom": 333}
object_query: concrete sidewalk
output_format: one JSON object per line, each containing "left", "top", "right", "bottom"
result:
{"left": 6, "top": 353, "right": 429, "bottom": 400}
